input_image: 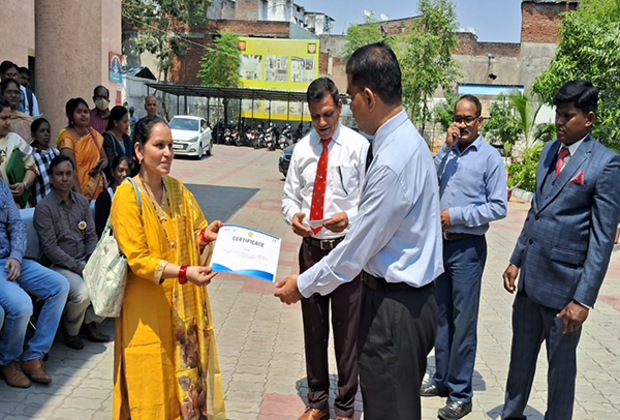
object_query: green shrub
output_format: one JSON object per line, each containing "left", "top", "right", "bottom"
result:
{"left": 507, "top": 143, "right": 544, "bottom": 192}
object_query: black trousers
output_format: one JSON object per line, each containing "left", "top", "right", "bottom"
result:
{"left": 357, "top": 279, "right": 437, "bottom": 420}
{"left": 299, "top": 239, "right": 361, "bottom": 418}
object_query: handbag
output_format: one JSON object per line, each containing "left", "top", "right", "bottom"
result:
{"left": 83, "top": 177, "right": 141, "bottom": 317}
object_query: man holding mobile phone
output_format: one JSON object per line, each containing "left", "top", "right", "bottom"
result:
{"left": 281, "top": 77, "right": 369, "bottom": 420}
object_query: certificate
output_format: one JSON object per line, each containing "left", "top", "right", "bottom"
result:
{"left": 210, "top": 225, "right": 282, "bottom": 282}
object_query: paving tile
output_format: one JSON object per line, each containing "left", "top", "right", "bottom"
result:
{"left": 13, "top": 146, "right": 620, "bottom": 419}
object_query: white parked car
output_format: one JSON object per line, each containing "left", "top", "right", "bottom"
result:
{"left": 169, "top": 116, "right": 212, "bottom": 159}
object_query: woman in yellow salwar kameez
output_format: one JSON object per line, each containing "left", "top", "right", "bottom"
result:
{"left": 110, "top": 116, "right": 226, "bottom": 420}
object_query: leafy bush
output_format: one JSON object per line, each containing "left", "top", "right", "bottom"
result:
{"left": 507, "top": 143, "right": 544, "bottom": 192}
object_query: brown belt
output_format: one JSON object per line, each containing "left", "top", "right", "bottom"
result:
{"left": 304, "top": 236, "right": 345, "bottom": 251}
{"left": 360, "top": 271, "right": 413, "bottom": 292}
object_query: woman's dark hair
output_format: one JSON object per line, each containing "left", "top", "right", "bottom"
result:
{"left": 133, "top": 115, "right": 168, "bottom": 146}
{"left": 31, "top": 118, "right": 51, "bottom": 136}
{"left": 0, "top": 96, "right": 10, "bottom": 113}
{"left": 0, "top": 78, "right": 20, "bottom": 95}
{"left": 307, "top": 77, "right": 339, "bottom": 107}
{"left": 111, "top": 155, "right": 131, "bottom": 172}
{"left": 553, "top": 79, "right": 599, "bottom": 115}
{"left": 456, "top": 94, "right": 482, "bottom": 117}
{"left": 50, "top": 154, "right": 75, "bottom": 172}
{"left": 65, "top": 97, "right": 90, "bottom": 126}
{"left": 106, "top": 105, "right": 129, "bottom": 131}
{"left": 0, "top": 61, "right": 18, "bottom": 76}
{"left": 346, "top": 42, "right": 402, "bottom": 106}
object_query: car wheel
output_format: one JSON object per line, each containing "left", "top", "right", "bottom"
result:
{"left": 197, "top": 142, "right": 203, "bottom": 159}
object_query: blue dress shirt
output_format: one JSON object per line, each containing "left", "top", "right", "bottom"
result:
{"left": 434, "top": 135, "right": 507, "bottom": 236}
{"left": 297, "top": 110, "right": 444, "bottom": 298}
{"left": 0, "top": 180, "right": 27, "bottom": 263}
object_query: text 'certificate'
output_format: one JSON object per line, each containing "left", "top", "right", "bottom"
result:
{"left": 211, "top": 225, "right": 282, "bottom": 282}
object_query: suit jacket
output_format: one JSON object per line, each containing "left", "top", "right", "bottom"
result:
{"left": 510, "top": 134, "right": 620, "bottom": 310}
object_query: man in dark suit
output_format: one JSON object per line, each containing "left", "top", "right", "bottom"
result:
{"left": 502, "top": 79, "right": 620, "bottom": 420}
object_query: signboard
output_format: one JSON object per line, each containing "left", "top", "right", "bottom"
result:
{"left": 237, "top": 38, "right": 319, "bottom": 121}
{"left": 109, "top": 52, "right": 122, "bottom": 83}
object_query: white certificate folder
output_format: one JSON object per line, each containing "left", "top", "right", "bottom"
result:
{"left": 210, "top": 225, "right": 282, "bottom": 282}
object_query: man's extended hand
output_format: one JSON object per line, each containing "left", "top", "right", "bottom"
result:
{"left": 323, "top": 212, "right": 348, "bottom": 233}
{"left": 446, "top": 123, "right": 461, "bottom": 148}
{"left": 274, "top": 275, "right": 303, "bottom": 304}
{"left": 292, "top": 213, "right": 312, "bottom": 237}
{"left": 440, "top": 209, "right": 451, "bottom": 231}
{"left": 557, "top": 301, "right": 589, "bottom": 334}
{"left": 5, "top": 258, "right": 21, "bottom": 281}
{"left": 503, "top": 264, "right": 519, "bottom": 293}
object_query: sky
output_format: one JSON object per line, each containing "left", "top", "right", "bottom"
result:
{"left": 296, "top": 0, "right": 523, "bottom": 43}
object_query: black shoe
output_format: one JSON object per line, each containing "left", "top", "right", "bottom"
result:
{"left": 80, "top": 323, "right": 110, "bottom": 342}
{"left": 63, "top": 333, "right": 84, "bottom": 350}
{"left": 437, "top": 400, "right": 472, "bottom": 420}
{"left": 59, "top": 322, "right": 84, "bottom": 350}
{"left": 420, "top": 381, "right": 448, "bottom": 397}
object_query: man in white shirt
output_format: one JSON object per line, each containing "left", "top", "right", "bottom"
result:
{"left": 281, "top": 77, "right": 369, "bottom": 420}
{"left": 276, "top": 43, "right": 443, "bottom": 420}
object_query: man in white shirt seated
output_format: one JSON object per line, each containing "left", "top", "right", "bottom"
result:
{"left": 276, "top": 43, "right": 444, "bottom": 420}
{"left": 281, "top": 77, "right": 369, "bottom": 420}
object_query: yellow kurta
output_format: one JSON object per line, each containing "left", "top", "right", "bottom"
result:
{"left": 110, "top": 176, "right": 226, "bottom": 420}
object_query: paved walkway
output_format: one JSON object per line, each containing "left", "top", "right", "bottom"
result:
{"left": 1, "top": 144, "right": 619, "bottom": 420}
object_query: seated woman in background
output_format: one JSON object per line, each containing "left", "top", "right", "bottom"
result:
{"left": 30, "top": 118, "right": 60, "bottom": 206}
{"left": 0, "top": 78, "right": 32, "bottom": 143}
{"left": 95, "top": 155, "right": 130, "bottom": 238}
{"left": 103, "top": 105, "right": 133, "bottom": 181}
{"left": 0, "top": 97, "right": 37, "bottom": 208}
{"left": 57, "top": 98, "right": 107, "bottom": 200}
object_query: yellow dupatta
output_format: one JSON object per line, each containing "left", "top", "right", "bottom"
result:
{"left": 111, "top": 176, "right": 225, "bottom": 420}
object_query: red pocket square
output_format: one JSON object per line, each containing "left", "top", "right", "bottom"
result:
{"left": 570, "top": 169, "right": 584, "bottom": 184}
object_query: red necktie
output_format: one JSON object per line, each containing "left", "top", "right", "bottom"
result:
{"left": 310, "top": 138, "right": 331, "bottom": 234}
{"left": 556, "top": 147, "right": 570, "bottom": 178}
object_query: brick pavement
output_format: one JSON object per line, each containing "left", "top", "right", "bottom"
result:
{"left": 1, "top": 144, "right": 619, "bottom": 419}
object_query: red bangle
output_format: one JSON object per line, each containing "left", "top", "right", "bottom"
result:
{"left": 200, "top": 228, "right": 212, "bottom": 244}
{"left": 178, "top": 265, "right": 189, "bottom": 285}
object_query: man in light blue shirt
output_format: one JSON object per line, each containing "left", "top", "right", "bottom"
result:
{"left": 275, "top": 42, "right": 443, "bottom": 420}
{"left": 421, "top": 95, "right": 507, "bottom": 420}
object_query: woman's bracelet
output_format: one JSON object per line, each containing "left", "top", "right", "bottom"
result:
{"left": 200, "top": 228, "right": 212, "bottom": 244}
{"left": 178, "top": 265, "right": 189, "bottom": 285}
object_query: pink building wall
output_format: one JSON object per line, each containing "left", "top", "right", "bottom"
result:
{"left": 2, "top": 0, "right": 121, "bottom": 136}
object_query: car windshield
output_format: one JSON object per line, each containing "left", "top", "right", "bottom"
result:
{"left": 169, "top": 118, "right": 199, "bottom": 131}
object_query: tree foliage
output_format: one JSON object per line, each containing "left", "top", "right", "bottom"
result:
{"left": 532, "top": 0, "right": 620, "bottom": 150}
{"left": 343, "top": 11, "right": 387, "bottom": 60}
{"left": 198, "top": 30, "right": 240, "bottom": 87}
{"left": 431, "top": 90, "right": 459, "bottom": 132}
{"left": 122, "top": 0, "right": 211, "bottom": 80}
{"left": 483, "top": 92, "right": 554, "bottom": 151}
{"left": 396, "top": 0, "right": 460, "bottom": 134}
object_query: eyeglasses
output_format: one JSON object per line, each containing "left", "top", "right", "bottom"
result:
{"left": 4, "top": 89, "right": 21, "bottom": 97}
{"left": 453, "top": 116, "right": 478, "bottom": 125}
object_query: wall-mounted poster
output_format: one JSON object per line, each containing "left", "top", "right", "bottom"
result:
{"left": 237, "top": 38, "right": 320, "bottom": 121}
{"left": 265, "top": 56, "right": 289, "bottom": 83}
{"left": 291, "top": 56, "right": 316, "bottom": 84}
{"left": 239, "top": 55, "right": 263, "bottom": 81}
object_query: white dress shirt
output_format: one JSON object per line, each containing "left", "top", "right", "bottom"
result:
{"left": 282, "top": 124, "right": 369, "bottom": 240}
{"left": 557, "top": 135, "right": 586, "bottom": 173}
{"left": 297, "top": 110, "right": 444, "bottom": 297}
{"left": 20, "top": 86, "right": 40, "bottom": 118}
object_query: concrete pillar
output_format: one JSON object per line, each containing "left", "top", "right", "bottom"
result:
{"left": 34, "top": 0, "right": 121, "bottom": 135}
